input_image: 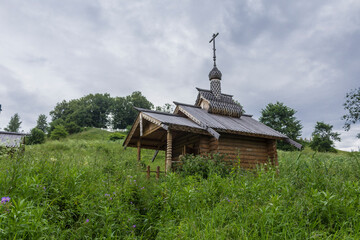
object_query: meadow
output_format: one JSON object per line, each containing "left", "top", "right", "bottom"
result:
{"left": 1, "top": 128, "right": 360, "bottom": 239}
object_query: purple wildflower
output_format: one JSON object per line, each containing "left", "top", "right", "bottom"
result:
{"left": 110, "top": 197, "right": 112, "bottom": 200}
{"left": 105, "top": 194, "right": 110, "bottom": 197}
{"left": 141, "top": 187, "right": 144, "bottom": 190}
{"left": 86, "top": 219, "right": 89, "bottom": 223}
{"left": 132, "top": 225, "right": 136, "bottom": 228}
{"left": 43, "top": 186, "right": 46, "bottom": 190}
{"left": 1, "top": 197, "right": 10, "bottom": 204}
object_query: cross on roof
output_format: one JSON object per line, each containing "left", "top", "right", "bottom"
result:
{"left": 209, "top": 33, "right": 219, "bottom": 67}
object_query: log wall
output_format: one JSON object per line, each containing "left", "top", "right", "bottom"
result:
{"left": 171, "top": 132, "right": 278, "bottom": 170}
{"left": 205, "top": 134, "right": 278, "bottom": 169}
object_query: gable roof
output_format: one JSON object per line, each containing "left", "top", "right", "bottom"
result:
{"left": 175, "top": 103, "right": 287, "bottom": 139}
{"left": 135, "top": 107, "right": 205, "bottom": 130}
{"left": 124, "top": 104, "right": 302, "bottom": 149}
{"left": 195, "top": 88, "right": 243, "bottom": 118}
{"left": 0, "top": 131, "right": 26, "bottom": 148}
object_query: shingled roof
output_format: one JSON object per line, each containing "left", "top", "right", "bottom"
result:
{"left": 195, "top": 88, "right": 243, "bottom": 118}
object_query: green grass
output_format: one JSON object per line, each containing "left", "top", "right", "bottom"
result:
{"left": 1, "top": 130, "right": 360, "bottom": 239}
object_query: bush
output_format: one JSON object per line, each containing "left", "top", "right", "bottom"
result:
{"left": 109, "top": 132, "right": 125, "bottom": 141}
{"left": 50, "top": 125, "right": 68, "bottom": 140}
{"left": 27, "top": 128, "right": 46, "bottom": 145}
{"left": 65, "top": 121, "right": 82, "bottom": 134}
{"left": 177, "top": 154, "right": 230, "bottom": 178}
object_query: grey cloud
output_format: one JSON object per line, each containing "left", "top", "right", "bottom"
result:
{"left": 0, "top": 0, "right": 359, "bottom": 150}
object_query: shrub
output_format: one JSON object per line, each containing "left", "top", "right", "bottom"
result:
{"left": 177, "top": 154, "right": 229, "bottom": 178}
{"left": 109, "top": 132, "right": 125, "bottom": 141}
{"left": 65, "top": 121, "right": 82, "bottom": 134}
{"left": 50, "top": 125, "right": 68, "bottom": 140}
{"left": 27, "top": 128, "right": 46, "bottom": 145}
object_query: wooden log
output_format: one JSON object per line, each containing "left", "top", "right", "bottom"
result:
{"left": 166, "top": 130, "right": 172, "bottom": 173}
{"left": 156, "top": 166, "right": 160, "bottom": 180}
{"left": 137, "top": 140, "right": 141, "bottom": 162}
{"left": 146, "top": 166, "right": 150, "bottom": 179}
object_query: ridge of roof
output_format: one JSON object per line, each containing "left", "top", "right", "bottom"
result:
{"left": 195, "top": 87, "right": 233, "bottom": 97}
{"left": 173, "top": 101, "right": 201, "bottom": 108}
{"left": 134, "top": 107, "right": 182, "bottom": 117}
{"left": 0, "top": 131, "right": 27, "bottom": 136}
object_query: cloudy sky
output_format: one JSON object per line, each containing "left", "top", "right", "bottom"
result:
{"left": 0, "top": 0, "right": 359, "bottom": 150}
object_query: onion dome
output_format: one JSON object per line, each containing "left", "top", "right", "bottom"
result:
{"left": 208, "top": 66, "right": 222, "bottom": 80}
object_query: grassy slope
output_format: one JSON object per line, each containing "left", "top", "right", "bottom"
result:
{"left": 0, "top": 130, "right": 360, "bottom": 239}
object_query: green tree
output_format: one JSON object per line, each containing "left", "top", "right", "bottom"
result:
{"left": 4, "top": 113, "right": 22, "bottom": 132}
{"left": 112, "top": 91, "right": 154, "bottom": 129}
{"left": 50, "top": 93, "right": 113, "bottom": 129}
{"left": 50, "top": 125, "right": 68, "bottom": 140}
{"left": 27, "top": 128, "right": 46, "bottom": 145}
{"left": 156, "top": 103, "right": 175, "bottom": 113}
{"left": 36, "top": 114, "right": 48, "bottom": 133}
{"left": 310, "top": 121, "right": 341, "bottom": 152}
{"left": 259, "top": 102, "right": 303, "bottom": 151}
{"left": 342, "top": 87, "right": 360, "bottom": 138}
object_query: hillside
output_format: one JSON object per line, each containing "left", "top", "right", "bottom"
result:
{"left": 0, "top": 130, "right": 360, "bottom": 239}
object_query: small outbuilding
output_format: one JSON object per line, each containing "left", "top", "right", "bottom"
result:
{"left": 124, "top": 34, "right": 301, "bottom": 172}
{"left": 0, "top": 131, "right": 26, "bottom": 148}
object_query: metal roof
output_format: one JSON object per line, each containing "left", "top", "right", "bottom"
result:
{"left": 0, "top": 131, "right": 26, "bottom": 148}
{"left": 179, "top": 104, "right": 287, "bottom": 139}
{"left": 141, "top": 111, "right": 204, "bottom": 130}
{"left": 130, "top": 105, "right": 301, "bottom": 149}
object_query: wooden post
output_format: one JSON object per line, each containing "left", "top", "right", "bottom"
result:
{"left": 156, "top": 166, "right": 160, "bottom": 180}
{"left": 146, "top": 166, "right": 150, "bottom": 179}
{"left": 137, "top": 140, "right": 141, "bottom": 162}
{"left": 166, "top": 130, "right": 172, "bottom": 173}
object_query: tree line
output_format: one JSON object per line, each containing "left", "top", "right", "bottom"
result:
{"left": 2, "top": 88, "right": 360, "bottom": 152}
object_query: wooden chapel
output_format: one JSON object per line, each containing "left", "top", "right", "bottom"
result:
{"left": 123, "top": 33, "right": 301, "bottom": 173}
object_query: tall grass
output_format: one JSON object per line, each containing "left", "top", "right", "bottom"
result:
{"left": 0, "top": 131, "right": 359, "bottom": 239}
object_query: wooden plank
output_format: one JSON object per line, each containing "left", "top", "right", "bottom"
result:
{"left": 143, "top": 123, "right": 162, "bottom": 137}
{"left": 151, "top": 150, "right": 159, "bottom": 162}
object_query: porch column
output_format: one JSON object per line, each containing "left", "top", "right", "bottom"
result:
{"left": 166, "top": 130, "right": 172, "bottom": 173}
{"left": 137, "top": 140, "right": 141, "bottom": 162}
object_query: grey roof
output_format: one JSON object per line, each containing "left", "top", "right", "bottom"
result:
{"left": 178, "top": 104, "right": 288, "bottom": 139}
{"left": 132, "top": 105, "right": 301, "bottom": 149}
{"left": 135, "top": 107, "right": 204, "bottom": 130}
{"left": 195, "top": 88, "right": 243, "bottom": 117}
{"left": 0, "top": 131, "right": 26, "bottom": 148}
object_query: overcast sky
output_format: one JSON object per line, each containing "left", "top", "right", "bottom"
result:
{"left": 0, "top": 0, "right": 359, "bottom": 151}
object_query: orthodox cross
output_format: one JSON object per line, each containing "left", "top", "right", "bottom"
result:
{"left": 209, "top": 33, "right": 219, "bottom": 67}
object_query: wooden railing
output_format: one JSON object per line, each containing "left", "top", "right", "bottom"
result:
{"left": 145, "top": 166, "right": 165, "bottom": 180}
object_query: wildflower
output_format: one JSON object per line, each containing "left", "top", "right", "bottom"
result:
{"left": 1, "top": 197, "right": 10, "bottom": 204}
{"left": 132, "top": 225, "right": 136, "bottom": 228}
{"left": 105, "top": 194, "right": 110, "bottom": 197}
{"left": 86, "top": 219, "right": 89, "bottom": 223}
{"left": 141, "top": 187, "right": 144, "bottom": 190}
{"left": 134, "top": 180, "right": 136, "bottom": 182}
{"left": 43, "top": 187, "right": 46, "bottom": 190}
{"left": 110, "top": 197, "right": 112, "bottom": 200}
